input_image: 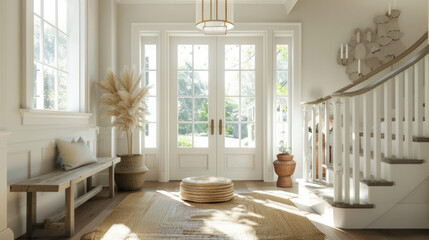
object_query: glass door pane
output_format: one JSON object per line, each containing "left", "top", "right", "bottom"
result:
{"left": 224, "top": 44, "right": 256, "bottom": 148}
{"left": 177, "top": 45, "right": 210, "bottom": 148}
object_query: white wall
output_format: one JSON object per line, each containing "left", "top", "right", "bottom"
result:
{"left": 0, "top": 0, "right": 6, "bottom": 130}
{"left": 2, "top": 0, "right": 100, "bottom": 237}
{"left": 110, "top": 0, "right": 428, "bottom": 182}
{"left": 117, "top": 0, "right": 427, "bottom": 102}
{"left": 97, "top": 0, "right": 118, "bottom": 159}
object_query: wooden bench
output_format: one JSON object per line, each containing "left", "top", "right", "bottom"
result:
{"left": 10, "top": 157, "right": 120, "bottom": 238}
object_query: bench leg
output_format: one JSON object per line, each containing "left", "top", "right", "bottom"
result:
{"left": 65, "top": 184, "right": 75, "bottom": 237}
{"left": 86, "top": 176, "right": 93, "bottom": 191}
{"left": 26, "top": 192, "right": 36, "bottom": 238}
{"left": 109, "top": 165, "right": 115, "bottom": 198}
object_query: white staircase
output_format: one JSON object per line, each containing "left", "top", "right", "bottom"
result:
{"left": 299, "top": 43, "right": 429, "bottom": 228}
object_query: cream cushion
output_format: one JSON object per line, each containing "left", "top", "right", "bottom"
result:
{"left": 57, "top": 137, "right": 97, "bottom": 171}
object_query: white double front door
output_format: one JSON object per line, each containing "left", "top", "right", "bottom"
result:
{"left": 169, "top": 36, "right": 262, "bottom": 180}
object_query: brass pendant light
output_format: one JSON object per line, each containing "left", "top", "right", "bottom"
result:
{"left": 196, "top": 0, "right": 234, "bottom": 35}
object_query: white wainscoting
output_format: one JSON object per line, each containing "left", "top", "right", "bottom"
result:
{"left": 0, "top": 132, "right": 14, "bottom": 240}
{"left": 6, "top": 127, "right": 98, "bottom": 237}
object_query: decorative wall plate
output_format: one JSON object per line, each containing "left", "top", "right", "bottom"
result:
{"left": 338, "top": 9, "right": 405, "bottom": 82}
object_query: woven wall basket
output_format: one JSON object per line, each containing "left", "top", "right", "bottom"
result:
{"left": 115, "top": 154, "right": 149, "bottom": 191}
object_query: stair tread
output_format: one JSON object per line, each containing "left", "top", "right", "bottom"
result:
{"left": 358, "top": 132, "right": 429, "bottom": 142}
{"left": 380, "top": 117, "right": 425, "bottom": 122}
{"left": 302, "top": 181, "right": 375, "bottom": 208}
{"left": 382, "top": 157, "right": 424, "bottom": 164}
{"left": 347, "top": 148, "right": 424, "bottom": 164}
{"left": 413, "top": 137, "right": 429, "bottom": 142}
{"left": 324, "top": 164, "right": 394, "bottom": 186}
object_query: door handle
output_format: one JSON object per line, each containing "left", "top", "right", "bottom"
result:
{"left": 210, "top": 119, "right": 214, "bottom": 135}
{"left": 219, "top": 119, "right": 223, "bottom": 135}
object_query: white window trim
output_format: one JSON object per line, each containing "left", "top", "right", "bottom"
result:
{"left": 130, "top": 23, "right": 302, "bottom": 183}
{"left": 20, "top": 109, "right": 92, "bottom": 126}
{"left": 21, "top": 0, "right": 90, "bottom": 126}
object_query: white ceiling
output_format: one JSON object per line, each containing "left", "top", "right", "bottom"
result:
{"left": 116, "top": 0, "right": 299, "bottom": 14}
{"left": 116, "top": 0, "right": 290, "bottom": 5}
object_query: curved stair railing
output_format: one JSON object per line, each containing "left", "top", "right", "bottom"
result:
{"left": 302, "top": 32, "right": 429, "bottom": 206}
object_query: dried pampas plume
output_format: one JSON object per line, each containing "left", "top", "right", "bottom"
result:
{"left": 98, "top": 66, "right": 151, "bottom": 156}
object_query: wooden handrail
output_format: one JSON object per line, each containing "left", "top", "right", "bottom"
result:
{"left": 302, "top": 32, "right": 428, "bottom": 105}
{"left": 332, "top": 44, "right": 429, "bottom": 98}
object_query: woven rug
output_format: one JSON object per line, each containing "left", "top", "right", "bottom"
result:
{"left": 81, "top": 191, "right": 326, "bottom": 240}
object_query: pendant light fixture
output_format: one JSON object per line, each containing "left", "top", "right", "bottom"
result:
{"left": 196, "top": 0, "right": 234, "bottom": 35}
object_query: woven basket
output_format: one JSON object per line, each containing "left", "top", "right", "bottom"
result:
{"left": 115, "top": 154, "right": 148, "bottom": 191}
{"left": 180, "top": 176, "right": 234, "bottom": 203}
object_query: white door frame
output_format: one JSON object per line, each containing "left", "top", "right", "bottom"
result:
{"left": 168, "top": 37, "right": 218, "bottom": 180}
{"left": 130, "top": 23, "right": 302, "bottom": 182}
{"left": 215, "top": 36, "right": 263, "bottom": 180}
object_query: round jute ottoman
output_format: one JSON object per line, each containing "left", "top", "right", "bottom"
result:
{"left": 180, "top": 176, "right": 234, "bottom": 203}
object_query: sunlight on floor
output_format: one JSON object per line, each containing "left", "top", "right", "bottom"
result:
{"left": 102, "top": 224, "right": 138, "bottom": 240}
{"left": 156, "top": 190, "right": 192, "bottom": 206}
{"left": 153, "top": 186, "right": 339, "bottom": 236}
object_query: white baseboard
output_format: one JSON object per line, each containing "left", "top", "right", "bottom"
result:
{"left": 0, "top": 228, "right": 14, "bottom": 240}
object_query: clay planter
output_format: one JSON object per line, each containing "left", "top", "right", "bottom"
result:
{"left": 115, "top": 154, "right": 149, "bottom": 191}
{"left": 276, "top": 154, "right": 294, "bottom": 161}
{"left": 273, "top": 157, "right": 296, "bottom": 188}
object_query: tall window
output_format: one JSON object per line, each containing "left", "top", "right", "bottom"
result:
{"left": 143, "top": 44, "right": 157, "bottom": 148}
{"left": 275, "top": 44, "right": 290, "bottom": 148}
{"left": 32, "top": 0, "right": 80, "bottom": 111}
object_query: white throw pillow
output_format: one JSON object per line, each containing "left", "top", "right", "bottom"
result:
{"left": 57, "top": 137, "right": 97, "bottom": 171}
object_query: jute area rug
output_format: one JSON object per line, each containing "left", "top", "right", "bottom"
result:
{"left": 81, "top": 191, "right": 326, "bottom": 240}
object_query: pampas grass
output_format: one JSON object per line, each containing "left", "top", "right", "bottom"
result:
{"left": 98, "top": 66, "right": 150, "bottom": 156}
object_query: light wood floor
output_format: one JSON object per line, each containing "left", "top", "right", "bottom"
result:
{"left": 20, "top": 181, "right": 429, "bottom": 240}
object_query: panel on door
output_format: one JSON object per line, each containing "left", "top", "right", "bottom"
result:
{"left": 216, "top": 37, "right": 263, "bottom": 180}
{"left": 169, "top": 38, "right": 217, "bottom": 180}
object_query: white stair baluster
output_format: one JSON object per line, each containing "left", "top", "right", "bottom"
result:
{"left": 318, "top": 104, "right": 324, "bottom": 181}
{"left": 405, "top": 68, "right": 414, "bottom": 158}
{"left": 384, "top": 81, "right": 393, "bottom": 158}
{"left": 363, "top": 92, "right": 372, "bottom": 180}
{"left": 324, "top": 101, "right": 331, "bottom": 183}
{"left": 303, "top": 106, "right": 309, "bottom": 181}
{"left": 333, "top": 98, "right": 343, "bottom": 202}
{"left": 374, "top": 87, "right": 382, "bottom": 179}
{"left": 395, "top": 74, "right": 404, "bottom": 159}
{"left": 342, "top": 98, "right": 350, "bottom": 203}
{"left": 312, "top": 106, "right": 317, "bottom": 181}
{"left": 352, "top": 96, "right": 360, "bottom": 204}
{"left": 425, "top": 55, "right": 429, "bottom": 137}
{"left": 415, "top": 61, "right": 424, "bottom": 136}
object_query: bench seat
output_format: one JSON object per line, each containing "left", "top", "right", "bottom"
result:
{"left": 10, "top": 157, "right": 120, "bottom": 193}
{"left": 10, "top": 157, "right": 120, "bottom": 238}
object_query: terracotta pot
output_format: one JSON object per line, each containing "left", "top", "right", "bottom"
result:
{"left": 276, "top": 154, "right": 294, "bottom": 161}
{"left": 115, "top": 154, "right": 149, "bottom": 191}
{"left": 273, "top": 159, "right": 296, "bottom": 188}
